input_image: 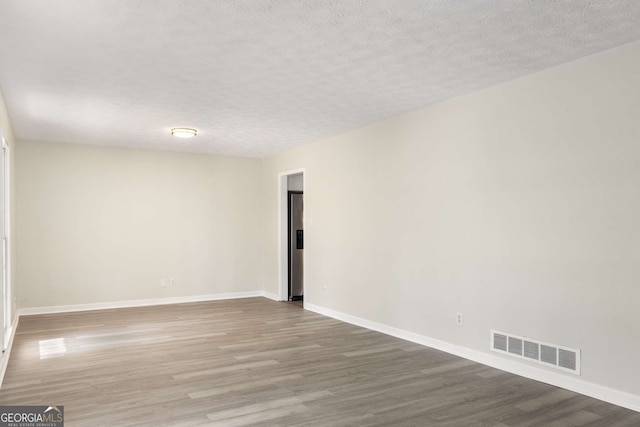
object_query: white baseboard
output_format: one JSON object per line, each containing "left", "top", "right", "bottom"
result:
{"left": 305, "top": 302, "right": 640, "bottom": 413}
{"left": 262, "top": 291, "right": 280, "bottom": 301}
{"left": 0, "top": 314, "right": 19, "bottom": 389}
{"left": 18, "top": 291, "right": 266, "bottom": 316}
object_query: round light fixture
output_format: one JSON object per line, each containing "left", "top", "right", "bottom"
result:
{"left": 171, "top": 128, "right": 197, "bottom": 138}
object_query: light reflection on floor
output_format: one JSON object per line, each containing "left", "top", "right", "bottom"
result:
{"left": 33, "top": 326, "right": 175, "bottom": 360}
{"left": 38, "top": 338, "right": 67, "bottom": 359}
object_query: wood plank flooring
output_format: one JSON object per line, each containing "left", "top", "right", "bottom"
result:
{"left": 1, "top": 297, "right": 638, "bottom": 426}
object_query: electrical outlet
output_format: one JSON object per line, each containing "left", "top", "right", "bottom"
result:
{"left": 456, "top": 312, "right": 463, "bottom": 326}
{"left": 160, "top": 278, "right": 167, "bottom": 288}
{"left": 323, "top": 285, "right": 328, "bottom": 295}
{"left": 170, "top": 278, "right": 176, "bottom": 287}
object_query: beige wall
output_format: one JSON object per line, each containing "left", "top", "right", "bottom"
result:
{"left": 261, "top": 40, "right": 640, "bottom": 395}
{"left": 16, "top": 141, "right": 263, "bottom": 308}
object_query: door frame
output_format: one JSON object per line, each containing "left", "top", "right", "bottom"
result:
{"left": 1, "top": 134, "right": 9, "bottom": 351}
{"left": 278, "top": 168, "right": 305, "bottom": 302}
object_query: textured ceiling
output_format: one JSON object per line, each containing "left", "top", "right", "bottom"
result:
{"left": 1, "top": 1, "right": 640, "bottom": 157}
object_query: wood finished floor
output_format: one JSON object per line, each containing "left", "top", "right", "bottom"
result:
{"left": 1, "top": 298, "right": 638, "bottom": 426}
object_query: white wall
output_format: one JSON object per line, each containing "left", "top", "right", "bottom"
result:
{"left": 262, "top": 40, "right": 640, "bottom": 396}
{"left": 16, "top": 141, "right": 263, "bottom": 308}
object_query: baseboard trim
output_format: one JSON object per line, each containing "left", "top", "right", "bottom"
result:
{"left": 0, "top": 315, "right": 19, "bottom": 389}
{"left": 262, "top": 291, "right": 280, "bottom": 301}
{"left": 305, "top": 302, "right": 640, "bottom": 413}
{"left": 18, "top": 291, "right": 267, "bottom": 316}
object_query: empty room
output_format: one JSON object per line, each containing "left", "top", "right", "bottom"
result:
{"left": 1, "top": 1, "right": 639, "bottom": 425}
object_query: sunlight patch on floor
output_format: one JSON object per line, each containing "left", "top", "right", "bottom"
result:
{"left": 38, "top": 338, "right": 66, "bottom": 359}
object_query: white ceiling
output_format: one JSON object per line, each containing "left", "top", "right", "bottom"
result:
{"left": 1, "top": 1, "right": 640, "bottom": 157}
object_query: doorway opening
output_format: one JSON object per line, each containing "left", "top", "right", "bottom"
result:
{"left": 278, "top": 169, "right": 304, "bottom": 304}
{"left": 288, "top": 190, "right": 303, "bottom": 304}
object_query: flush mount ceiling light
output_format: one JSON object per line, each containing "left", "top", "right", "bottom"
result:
{"left": 171, "top": 128, "right": 197, "bottom": 138}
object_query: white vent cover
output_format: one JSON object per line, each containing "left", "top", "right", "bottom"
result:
{"left": 491, "top": 330, "right": 580, "bottom": 375}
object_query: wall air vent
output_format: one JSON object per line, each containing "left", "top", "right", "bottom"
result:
{"left": 491, "top": 330, "right": 580, "bottom": 375}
